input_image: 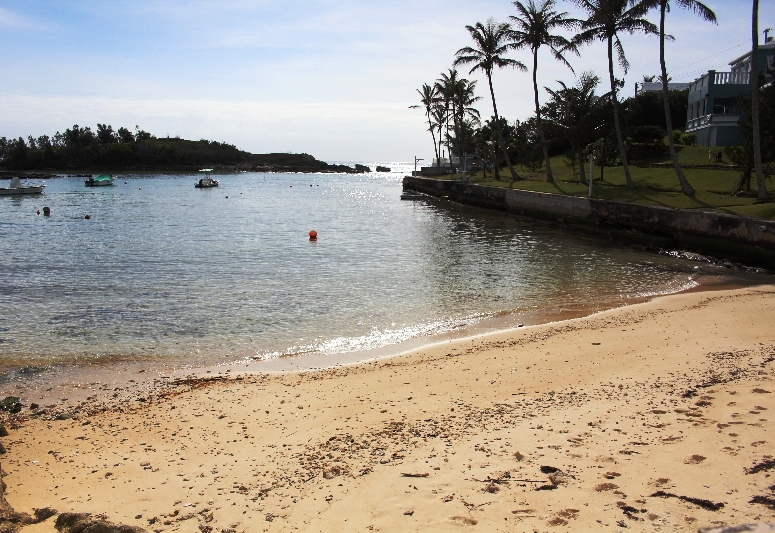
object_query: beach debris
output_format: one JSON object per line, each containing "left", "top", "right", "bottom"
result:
{"left": 604, "top": 472, "right": 621, "bottom": 479}
{"left": 0, "top": 397, "right": 22, "bottom": 413}
{"left": 540, "top": 465, "right": 559, "bottom": 474}
{"left": 649, "top": 491, "right": 724, "bottom": 511}
{"left": 403, "top": 510, "right": 414, "bottom": 516}
{"left": 513, "top": 451, "right": 524, "bottom": 461}
{"left": 749, "top": 495, "right": 775, "bottom": 510}
{"left": 616, "top": 501, "right": 646, "bottom": 520}
{"left": 745, "top": 458, "right": 775, "bottom": 475}
{"left": 595, "top": 483, "right": 619, "bottom": 492}
{"left": 442, "top": 494, "right": 454, "bottom": 503}
{"left": 0, "top": 443, "right": 6, "bottom": 454}
{"left": 0, "top": 425, "right": 8, "bottom": 438}
{"left": 401, "top": 472, "right": 429, "bottom": 478}
{"left": 55, "top": 512, "right": 148, "bottom": 533}
{"left": 683, "top": 454, "right": 706, "bottom": 464}
{"left": 752, "top": 388, "right": 771, "bottom": 394}
{"left": 698, "top": 524, "right": 775, "bottom": 533}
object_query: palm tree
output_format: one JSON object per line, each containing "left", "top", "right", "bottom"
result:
{"left": 638, "top": 0, "right": 715, "bottom": 196}
{"left": 751, "top": 0, "right": 770, "bottom": 200}
{"left": 455, "top": 19, "right": 526, "bottom": 182}
{"left": 572, "top": 0, "right": 657, "bottom": 188}
{"left": 543, "top": 71, "right": 604, "bottom": 184}
{"left": 436, "top": 69, "right": 461, "bottom": 166}
{"left": 509, "top": 0, "right": 579, "bottom": 182}
{"left": 412, "top": 84, "right": 441, "bottom": 164}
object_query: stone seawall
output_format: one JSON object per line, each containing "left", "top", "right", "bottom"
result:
{"left": 403, "top": 176, "right": 775, "bottom": 268}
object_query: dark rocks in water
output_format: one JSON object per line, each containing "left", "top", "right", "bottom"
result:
{"left": 33, "top": 508, "right": 58, "bottom": 522}
{"left": 55, "top": 512, "right": 148, "bottom": 533}
{"left": 0, "top": 425, "right": 7, "bottom": 438}
{"left": 375, "top": 166, "right": 391, "bottom": 172}
{"left": 354, "top": 164, "right": 370, "bottom": 173}
{"left": 0, "top": 398, "right": 21, "bottom": 414}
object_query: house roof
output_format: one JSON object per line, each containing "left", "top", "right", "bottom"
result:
{"left": 729, "top": 41, "right": 775, "bottom": 67}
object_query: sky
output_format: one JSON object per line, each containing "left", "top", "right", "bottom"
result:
{"left": 0, "top": 0, "right": 770, "bottom": 162}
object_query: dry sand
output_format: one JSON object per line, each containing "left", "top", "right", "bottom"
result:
{"left": 3, "top": 286, "right": 775, "bottom": 532}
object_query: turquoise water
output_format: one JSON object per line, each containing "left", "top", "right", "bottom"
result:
{"left": 0, "top": 166, "right": 744, "bottom": 385}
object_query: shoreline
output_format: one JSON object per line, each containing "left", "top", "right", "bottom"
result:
{"left": 2, "top": 269, "right": 755, "bottom": 408}
{"left": 2, "top": 286, "right": 775, "bottom": 532}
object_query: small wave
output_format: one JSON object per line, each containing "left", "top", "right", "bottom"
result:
{"left": 254, "top": 314, "right": 487, "bottom": 361}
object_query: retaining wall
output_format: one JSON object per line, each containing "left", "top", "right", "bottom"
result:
{"left": 403, "top": 176, "right": 775, "bottom": 268}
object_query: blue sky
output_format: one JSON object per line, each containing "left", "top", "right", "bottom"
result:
{"left": 0, "top": 0, "right": 769, "bottom": 161}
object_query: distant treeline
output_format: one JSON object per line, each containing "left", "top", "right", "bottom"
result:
{"left": 0, "top": 124, "right": 361, "bottom": 173}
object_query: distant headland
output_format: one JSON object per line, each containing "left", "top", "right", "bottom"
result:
{"left": 0, "top": 124, "right": 370, "bottom": 174}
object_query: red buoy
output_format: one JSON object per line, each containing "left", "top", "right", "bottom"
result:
{"left": 309, "top": 230, "right": 317, "bottom": 241}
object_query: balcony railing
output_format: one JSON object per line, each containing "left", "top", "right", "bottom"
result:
{"left": 686, "top": 113, "right": 741, "bottom": 131}
{"left": 689, "top": 71, "right": 751, "bottom": 93}
{"left": 713, "top": 72, "right": 750, "bottom": 85}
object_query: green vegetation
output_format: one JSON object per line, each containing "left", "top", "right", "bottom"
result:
{"left": 414, "top": 0, "right": 773, "bottom": 207}
{"left": 456, "top": 144, "right": 775, "bottom": 219}
{"left": 0, "top": 124, "right": 358, "bottom": 172}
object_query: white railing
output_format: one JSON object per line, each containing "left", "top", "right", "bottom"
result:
{"left": 714, "top": 72, "right": 750, "bottom": 85}
{"left": 687, "top": 113, "right": 741, "bottom": 131}
{"left": 689, "top": 71, "right": 751, "bottom": 93}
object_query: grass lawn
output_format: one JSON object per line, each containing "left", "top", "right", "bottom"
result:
{"left": 454, "top": 145, "right": 775, "bottom": 220}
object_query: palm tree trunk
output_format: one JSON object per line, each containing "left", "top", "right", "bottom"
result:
{"left": 426, "top": 110, "right": 439, "bottom": 164}
{"left": 660, "top": 1, "right": 695, "bottom": 196}
{"left": 578, "top": 149, "right": 587, "bottom": 185}
{"left": 487, "top": 71, "right": 521, "bottom": 182}
{"left": 751, "top": 0, "right": 770, "bottom": 200}
{"left": 533, "top": 51, "right": 553, "bottom": 182}
{"left": 607, "top": 36, "right": 634, "bottom": 188}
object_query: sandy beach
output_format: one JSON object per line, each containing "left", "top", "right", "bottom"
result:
{"left": 3, "top": 286, "right": 775, "bottom": 532}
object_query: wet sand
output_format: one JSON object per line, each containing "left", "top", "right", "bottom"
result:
{"left": 3, "top": 286, "right": 775, "bottom": 532}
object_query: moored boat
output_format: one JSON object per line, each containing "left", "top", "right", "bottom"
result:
{"left": 0, "top": 176, "right": 46, "bottom": 196}
{"left": 85, "top": 175, "right": 114, "bottom": 187}
{"left": 195, "top": 168, "right": 219, "bottom": 188}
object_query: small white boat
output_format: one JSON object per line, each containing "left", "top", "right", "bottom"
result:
{"left": 0, "top": 176, "right": 46, "bottom": 196}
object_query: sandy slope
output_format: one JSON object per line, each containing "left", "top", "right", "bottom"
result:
{"left": 3, "top": 286, "right": 775, "bottom": 532}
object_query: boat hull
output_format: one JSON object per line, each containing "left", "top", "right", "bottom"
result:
{"left": 84, "top": 180, "right": 114, "bottom": 187}
{"left": 0, "top": 186, "right": 45, "bottom": 195}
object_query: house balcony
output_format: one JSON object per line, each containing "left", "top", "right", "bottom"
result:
{"left": 688, "top": 71, "right": 750, "bottom": 93}
{"left": 686, "top": 113, "right": 741, "bottom": 132}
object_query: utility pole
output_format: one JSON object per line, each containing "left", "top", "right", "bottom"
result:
{"left": 414, "top": 157, "right": 424, "bottom": 174}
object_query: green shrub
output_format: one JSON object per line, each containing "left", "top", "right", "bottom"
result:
{"left": 631, "top": 125, "right": 665, "bottom": 144}
{"left": 679, "top": 132, "right": 697, "bottom": 146}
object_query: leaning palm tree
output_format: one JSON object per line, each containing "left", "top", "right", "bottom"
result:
{"left": 751, "top": 0, "right": 770, "bottom": 199}
{"left": 572, "top": 0, "right": 657, "bottom": 188}
{"left": 411, "top": 84, "right": 441, "bottom": 164}
{"left": 454, "top": 18, "right": 526, "bottom": 181}
{"left": 639, "top": 0, "right": 716, "bottom": 196}
{"left": 509, "top": 0, "right": 579, "bottom": 182}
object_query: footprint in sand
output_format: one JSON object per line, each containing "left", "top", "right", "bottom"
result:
{"left": 451, "top": 516, "right": 477, "bottom": 526}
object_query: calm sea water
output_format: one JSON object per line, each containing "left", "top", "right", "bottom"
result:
{"left": 0, "top": 165, "right": 750, "bottom": 387}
